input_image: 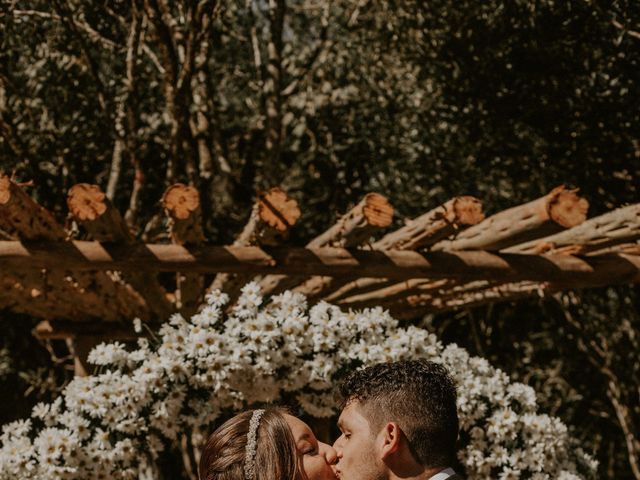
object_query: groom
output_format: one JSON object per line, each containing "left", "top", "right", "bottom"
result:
{"left": 333, "top": 360, "right": 463, "bottom": 480}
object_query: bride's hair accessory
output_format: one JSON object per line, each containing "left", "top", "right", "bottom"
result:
{"left": 244, "top": 409, "right": 265, "bottom": 480}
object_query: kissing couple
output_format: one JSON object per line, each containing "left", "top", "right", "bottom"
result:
{"left": 199, "top": 359, "right": 463, "bottom": 480}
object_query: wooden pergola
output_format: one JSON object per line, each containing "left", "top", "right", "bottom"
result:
{"left": 1, "top": 174, "right": 638, "bottom": 371}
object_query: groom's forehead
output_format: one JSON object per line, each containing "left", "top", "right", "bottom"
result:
{"left": 339, "top": 401, "right": 369, "bottom": 427}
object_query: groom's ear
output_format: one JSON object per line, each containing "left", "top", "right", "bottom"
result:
{"left": 379, "top": 422, "right": 401, "bottom": 460}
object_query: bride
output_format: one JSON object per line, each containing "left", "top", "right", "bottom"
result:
{"left": 199, "top": 407, "right": 338, "bottom": 480}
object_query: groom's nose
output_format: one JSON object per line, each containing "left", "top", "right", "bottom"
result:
{"left": 332, "top": 435, "right": 342, "bottom": 451}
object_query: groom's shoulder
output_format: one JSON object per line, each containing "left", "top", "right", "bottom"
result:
{"left": 446, "top": 474, "right": 464, "bottom": 480}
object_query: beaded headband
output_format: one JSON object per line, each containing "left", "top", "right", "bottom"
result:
{"left": 243, "top": 409, "right": 265, "bottom": 480}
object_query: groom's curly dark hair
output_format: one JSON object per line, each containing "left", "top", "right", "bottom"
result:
{"left": 340, "top": 360, "right": 458, "bottom": 469}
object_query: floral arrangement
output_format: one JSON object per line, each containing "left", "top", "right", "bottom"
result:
{"left": 0, "top": 284, "right": 597, "bottom": 479}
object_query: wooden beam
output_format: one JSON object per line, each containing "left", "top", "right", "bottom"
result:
{"left": 162, "top": 183, "right": 206, "bottom": 244}
{"left": 374, "top": 196, "right": 483, "bottom": 250}
{"left": 162, "top": 184, "right": 205, "bottom": 317}
{"left": 295, "top": 196, "right": 484, "bottom": 302}
{"left": 0, "top": 272, "right": 101, "bottom": 321}
{"left": 68, "top": 183, "right": 173, "bottom": 321}
{"left": 1, "top": 177, "right": 150, "bottom": 322}
{"left": 0, "top": 174, "right": 65, "bottom": 240}
{"left": 504, "top": 203, "right": 640, "bottom": 254}
{"left": 32, "top": 319, "right": 139, "bottom": 341}
{"left": 308, "top": 193, "right": 394, "bottom": 248}
{"left": 258, "top": 193, "right": 394, "bottom": 297}
{"left": 390, "top": 281, "right": 548, "bottom": 320}
{"left": 207, "top": 187, "right": 300, "bottom": 303}
{"left": 1, "top": 241, "right": 638, "bottom": 287}
{"left": 304, "top": 202, "right": 639, "bottom": 307}
{"left": 336, "top": 278, "right": 452, "bottom": 310}
{"left": 431, "top": 186, "right": 588, "bottom": 251}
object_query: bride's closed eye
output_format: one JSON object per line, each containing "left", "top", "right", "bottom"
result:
{"left": 300, "top": 441, "right": 319, "bottom": 455}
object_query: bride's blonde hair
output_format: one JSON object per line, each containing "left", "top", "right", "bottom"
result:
{"left": 199, "top": 407, "right": 300, "bottom": 480}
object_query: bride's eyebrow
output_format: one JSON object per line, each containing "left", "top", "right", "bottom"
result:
{"left": 297, "top": 432, "right": 314, "bottom": 443}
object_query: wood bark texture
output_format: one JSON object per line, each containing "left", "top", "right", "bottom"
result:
{"left": 295, "top": 196, "right": 483, "bottom": 302}
{"left": 431, "top": 186, "right": 588, "bottom": 251}
{"left": 207, "top": 187, "right": 301, "bottom": 304}
{"left": 1, "top": 176, "right": 149, "bottom": 322}
{"left": 504, "top": 203, "right": 640, "bottom": 254}
{"left": 69, "top": 183, "right": 173, "bottom": 321}
{"left": 391, "top": 281, "right": 548, "bottom": 320}
{"left": 162, "top": 183, "right": 205, "bottom": 317}
{"left": 2, "top": 242, "right": 639, "bottom": 287}
{"left": 258, "top": 193, "right": 393, "bottom": 297}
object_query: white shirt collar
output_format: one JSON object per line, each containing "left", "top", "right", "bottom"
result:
{"left": 428, "top": 467, "right": 457, "bottom": 480}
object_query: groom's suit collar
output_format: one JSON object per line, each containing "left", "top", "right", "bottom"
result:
{"left": 427, "top": 467, "right": 460, "bottom": 480}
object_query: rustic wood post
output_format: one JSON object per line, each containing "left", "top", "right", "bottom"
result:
{"left": 68, "top": 183, "right": 173, "bottom": 321}
{"left": 162, "top": 183, "right": 206, "bottom": 317}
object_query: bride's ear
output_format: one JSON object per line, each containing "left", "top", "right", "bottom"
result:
{"left": 379, "top": 422, "right": 401, "bottom": 460}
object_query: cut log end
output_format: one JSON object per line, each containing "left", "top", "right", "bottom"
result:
{"left": 362, "top": 193, "right": 394, "bottom": 227}
{"left": 0, "top": 175, "right": 11, "bottom": 205}
{"left": 258, "top": 188, "right": 301, "bottom": 232}
{"left": 67, "top": 184, "right": 108, "bottom": 221}
{"left": 548, "top": 186, "right": 589, "bottom": 228}
{"left": 451, "top": 196, "right": 484, "bottom": 225}
{"left": 163, "top": 184, "right": 201, "bottom": 220}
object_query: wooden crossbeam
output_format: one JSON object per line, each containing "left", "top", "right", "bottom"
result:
{"left": 504, "top": 203, "right": 640, "bottom": 254}
{"left": 258, "top": 192, "right": 395, "bottom": 297}
{"left": 1, "top": 175, "right": 150, "bottom": 322}
{"left": 0, "top": 241, "right": 638, "bottom": 287}
{"left": 390, "top": 281, "right": 548, "bottom": 320}
{"left": 294, "top": 196, "right": 484, "bottom": 302}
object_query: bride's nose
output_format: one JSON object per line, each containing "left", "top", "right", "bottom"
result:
{"left": 319, "top": 441, "right": 338, "bottom": 465}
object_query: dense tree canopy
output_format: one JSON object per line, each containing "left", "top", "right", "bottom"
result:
{"left": 0, "top": 0, "right": 638, "bottom": 478}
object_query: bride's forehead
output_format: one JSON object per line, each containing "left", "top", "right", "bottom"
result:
{"left": 283, "top": 414, "right": 313, "bottom": 438}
